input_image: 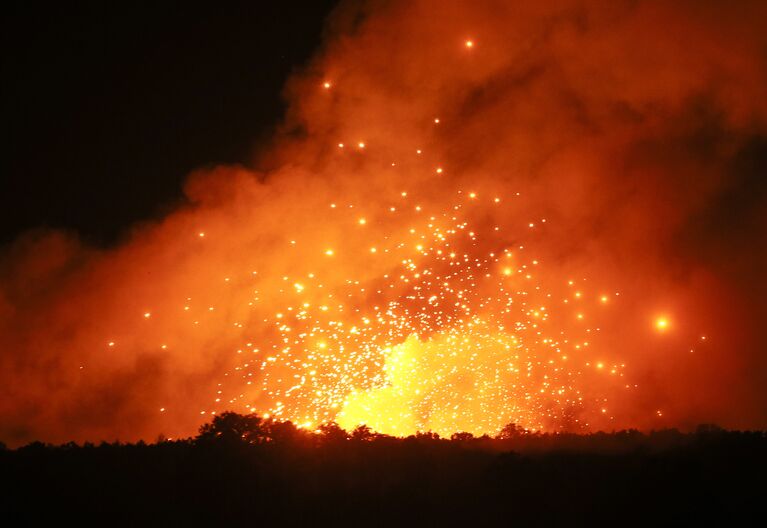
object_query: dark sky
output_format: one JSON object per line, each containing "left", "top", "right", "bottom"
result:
{"left": 2, "top": 1, "right": 338, "bottom": 246}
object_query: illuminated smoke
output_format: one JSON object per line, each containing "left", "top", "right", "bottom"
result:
{"left": 2, "top": 0, "right": 767, "bottom": 445}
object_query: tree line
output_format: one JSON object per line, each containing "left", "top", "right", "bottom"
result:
{"left": 2, "top": 414, "right": 765, "bottom": 525}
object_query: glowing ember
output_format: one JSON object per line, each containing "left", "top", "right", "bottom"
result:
{"left": 209, "top": 187, "right": 628, "bottom": 436}
{"left": 3, "top": 0, "right": 764, "bottom": 446}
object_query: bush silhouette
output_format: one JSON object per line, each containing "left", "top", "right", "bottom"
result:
{"left": 197, "top": 411, "right": 267, "bottom": 445}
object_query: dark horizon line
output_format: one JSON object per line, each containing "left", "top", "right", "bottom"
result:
{"left": 4, "top": 412, "right": 761, "bottom": 451}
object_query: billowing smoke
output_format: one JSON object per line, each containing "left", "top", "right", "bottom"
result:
{"left": 2, "top": 0, "right": 766, "bottom": 445}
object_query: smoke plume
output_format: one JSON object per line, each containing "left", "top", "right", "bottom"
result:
{"left": 2, "top": 0, "right": 767, "bottom": 445}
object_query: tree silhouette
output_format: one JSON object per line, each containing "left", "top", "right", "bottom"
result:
{"left": 266, "top": 419, "right": 308, "bottom": 445}
{"left": 496, "top": 422, "right": 529, "bottom": 440}
{"left": 351, "top": 424, "right": 374, "bottom": 441}
{"left": 4, "top": 417, "right": 766, "bottom": 525}
{"left": 317, "top": 421, "right": 349, "bottom": 443}
{"left": 197, "top": 411, "right": 266, "bottom": 445}
{"left": 414, "top": 431, "right": 441, "bottom": 442}
{"left": 696, "top": 423, "right": 725, "bottom": 435}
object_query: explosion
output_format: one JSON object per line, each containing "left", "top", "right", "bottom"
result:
{"left": 218, "top": 185, "right": 627, "bottom": 436}
{"left": 2, "top": 0, "right": 767, "bottom": 445}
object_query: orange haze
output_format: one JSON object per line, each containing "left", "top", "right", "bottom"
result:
{"left": 2, "top": 0, "right": 767, "bottom": 445}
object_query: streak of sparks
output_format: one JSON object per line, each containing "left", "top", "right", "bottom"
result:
{"left": 198, "top": 184, "right": 631, "bottom": 436}
{"left": 124, "top": 39, "right": 706, "bottom": 438}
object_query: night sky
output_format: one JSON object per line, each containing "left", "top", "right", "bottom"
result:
{"left": 2, "top": 1, "right": 766, "bottom": 446}
{"left": 3, "top": 1, "right": 337, "bottom": 245}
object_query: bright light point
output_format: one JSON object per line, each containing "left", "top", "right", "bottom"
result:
{"left": 143, "top": 312, "right": 151, "bottom": 319}
{"left": 465, "top": 40, "right": 474, "bottom": 48}
{"left": 322, "top": 81, "right": 331, "bottom": 89}
{"left": 108, "top": 341, "right": 115, "bottom": 347}
{"left": 198, "top": 232, "right": 205, "bottom": 237}
{"left": 150, "top": 122, "right": 658, "bottom": 437}
{"left": 655, "top": 317, "right": 670, "bottom": 331}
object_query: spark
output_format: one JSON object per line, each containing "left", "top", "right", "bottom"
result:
{"left": 194, "top": 187, "right": 634, "bottom": 438}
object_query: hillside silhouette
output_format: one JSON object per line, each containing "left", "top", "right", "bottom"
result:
{"left": 2, "top": 413, "right": 765, "bottom": 525}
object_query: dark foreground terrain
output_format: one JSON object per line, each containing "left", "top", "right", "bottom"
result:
{"left": 2, "top": 415, "right": 765, "bottom": 526}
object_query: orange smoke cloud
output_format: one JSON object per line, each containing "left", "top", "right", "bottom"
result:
{"left": 2, "top": 0, "right": 767, "bottom": 445}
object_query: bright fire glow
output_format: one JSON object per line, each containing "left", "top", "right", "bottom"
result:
{"left": 205, "top": 188, "right": 633, "bottom": 436}
{"left": 7, "top": 0, "right": 755, "bottom": 446}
